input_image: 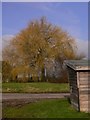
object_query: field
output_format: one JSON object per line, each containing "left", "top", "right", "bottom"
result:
{"left": 2, "top": 82, "right": 69, "bottom": 93}
{"left": 3, "top": 99, "right": 90, "bottom": 118}
{"left": 2, "top": 83, "right": 90, "bottom": 118}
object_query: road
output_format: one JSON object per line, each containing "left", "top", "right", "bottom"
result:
{"left": 2, "top": 93, "right": 70, "bottom": 100}
{"left": 2, "top": 93, "right": 70, "bottom": 107}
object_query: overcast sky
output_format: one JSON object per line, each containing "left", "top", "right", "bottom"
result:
{"left": 2, "top": 2, "right": 88, "bottom": 59}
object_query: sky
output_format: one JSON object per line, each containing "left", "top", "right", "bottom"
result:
{"left": 2, "top": 2, "right": 88, "bottom": 58}
{"left": 2, "top": 2, "right": 88, "bottom": 40}
{"left": 0, "top": 2, "right": 2, "bottom": 61}
{"left": 1, "top": 0, "right": 89, "bottom": 2}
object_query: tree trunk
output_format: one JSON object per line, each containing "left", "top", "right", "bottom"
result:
{"left": 41, "top": 68, "right": 46, "bottom": 82}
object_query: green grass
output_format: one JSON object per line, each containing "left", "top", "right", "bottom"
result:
{"left": 3, "top": 99, "right": 90, "bottom": 118}
{"left": 2, "top": 82, "right": 69, "bottom": 93}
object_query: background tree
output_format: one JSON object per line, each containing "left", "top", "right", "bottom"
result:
{"left": 2, "top": 61, "right": 12, "bottom": 82}
{"left": 3, "top": 17, "right": 85, "bottom": 82}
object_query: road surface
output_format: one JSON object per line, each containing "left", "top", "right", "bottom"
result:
{"left": 2, "top": 93, "right": 70, "bottom": 100}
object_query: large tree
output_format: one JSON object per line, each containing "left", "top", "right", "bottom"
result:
{"left": 3, "top": 17, "right": 84, "bottom": 82}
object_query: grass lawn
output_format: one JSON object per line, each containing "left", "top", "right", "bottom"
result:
{"left": 3, "top": 99, "right": 90, "bottom": 118}
{"left": 2, "top": 82, "right": 69, "bottom": 93}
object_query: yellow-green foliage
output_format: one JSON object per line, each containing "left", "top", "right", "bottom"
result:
{"left": 2, "top": 61, "right": 12, "bottom": 82}
{"left": 3, "top": 17, "right": 85, "bottom": 82}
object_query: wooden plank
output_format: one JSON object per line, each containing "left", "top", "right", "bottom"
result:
{"left": 79, "top": 95, "right": 89, "bottom": 101}
{"left": 71, "top": 100, "right": 79, "bottom": 110}
{"left": 80, "top": 101, "right": 90, "bottom": 106}
{"left": 79, "top": 85, "right": 89, "bottom": 88}
{"left": 79, "top": 72, "right": 90, "bottom": 77}
{"left": 80, "top": 108, "right": 89, "bottom": 112}
{"left": 80, "top": 100, "right": 90, "bottom": 112}
{"left": 77, "top": 72, "right": 79, "bottom": 88}
{"left": 79, "top": 81, "right": 90, "bottom": 85}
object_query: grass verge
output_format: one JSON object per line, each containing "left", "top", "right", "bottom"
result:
{"left": 3, "top": 99, "right": 90, "bottom": 118}
{"left": 2, "top": 82, "right": 69, "bottom": 93}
